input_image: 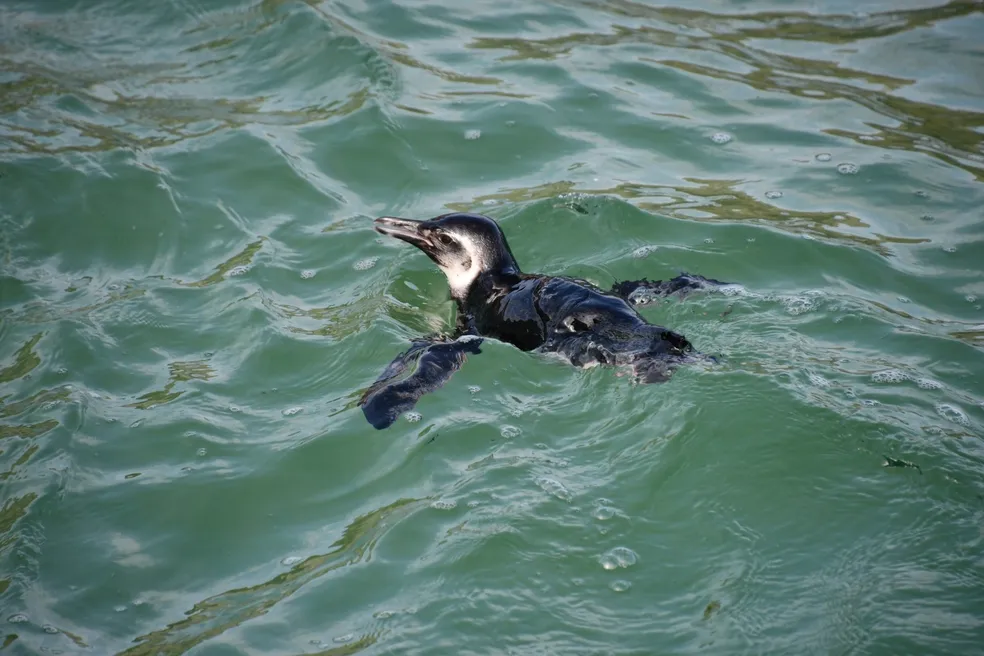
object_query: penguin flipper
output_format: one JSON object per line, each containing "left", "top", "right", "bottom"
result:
{"left": 359, "top": 336, "right": 483, "bottom": 430}
{"left": 611, "top": 273, "right": 729, "bottom": 306}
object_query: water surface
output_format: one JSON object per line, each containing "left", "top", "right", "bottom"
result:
{"left": 2, "top": 0, "right": 984, "bottom": 654}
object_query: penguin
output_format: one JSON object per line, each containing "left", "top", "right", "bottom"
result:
{"left": 360, "top": 212, "right": 725, "bottom": 429}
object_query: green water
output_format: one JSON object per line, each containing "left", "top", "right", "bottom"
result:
{"left": 2, "top": 0, "right": 984, "bottom": 653}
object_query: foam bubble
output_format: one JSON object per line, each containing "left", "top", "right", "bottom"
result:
{"left": 468, "top": 385, "right": 481, "bottom": 394}
{"left": 282, "top": 406, "right": 303, "bottom": 416}
{"left": 837, "top": 163, "right": 859, "bottom": 175}
{"left": 301, "top": 269, "right": 316, "bottom": 279}
{"left": 196, "top": 448, "right": 207, "bottom": 457}
{"left": 42, "top": 624, "right": 58, "bottom": 634}
{"left": 765, "top": 190, "right": 783, "bottom": 199}
{"left": 464, "top": 129, "right": 481, "bottom": 140}
{"left": 897, "top": 296, "right": 911, "bottom": 304}
{"left": 500, "top": 425, "right": 521, "bottom": 438}
{"left": 610, "top": 580, "right": 632, "bottom": 592}
{"left": 935, "top": 403, "right": 969, "bottom": 426}
{"left": 703, "top": 238, "right": 714, "bottom": 244}
{"left": 7, "top": 614, "right": 28, "bottom": 623}
{"left": 632, "top": 245, "right": 658, "bottom": 258}
{"left": 943, "top": 246, "right": 957, "bottom": 253}
{"left": 281, "top": 556, "right": 303, "bottom": 566}
{"left": 916, "top": 378, "right": 943, "bottom": 390}
{"left": 710, "top": 132, "right": 732, "bottom": 144}
{"left": 354, "top": 257, "right": 378, "bottom": 271}
{"left": 966, "top": 295, "right": 978, "bottom": 303}
{"left": 871, "top": 369, "right": 908, "bottom": 384}
{"left": 535, "top": 476, "right": 572, "bottom": 502}
{"left": 594, "top": 506, "right": 616, "bottom": 521}
{"left": 431, "top": 499, "right": 457, "bottom": 510}
{"left": 600, "top": 548, "right": 637, "bottom": 573}
{"left": 227, "top": 265, "right": 250, "bottom": 276}
{"left": 815, "top": 153, "right": 832, "bottom": 162}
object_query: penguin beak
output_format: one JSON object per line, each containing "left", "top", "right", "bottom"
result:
{"left": 374, "top": 216, "right": 434, "bottom": 251}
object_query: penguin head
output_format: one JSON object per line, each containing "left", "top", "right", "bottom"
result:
{"left": 374, "top": 213, "right": 520, "bottom": 299}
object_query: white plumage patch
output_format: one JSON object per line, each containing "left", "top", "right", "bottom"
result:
{"left": 437, "top": 233, "right": 484, "bottom": 299}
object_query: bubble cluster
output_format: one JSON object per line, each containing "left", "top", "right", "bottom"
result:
{"left": 599, "top": 546, "right": 638, "bottom": 570}
{"left": 628, "top": 287, "right": 661, "bottom": 305}
{"left": 808, "top": 373, "right": 831, "bottom": 388}
{"left": 282, "top": 407, "right": 303, "bottom": 416}
{"left": 815, "top": 153, "right": 832, "bottom": 162}
{"left": 301, "top": 269, "right": 316, "bottom": 279}
{"left": 916, "top": 378, "right": 943, "bottom": 390}
{"left": 354, "top": 257, "right": 378, "bottom": 271}
{"left": 871, "top": 369, "right": 908, "bottom": 384}
{"left": 7, "top": 614, "right": 28, "bottom": 623}
{"left": 935, "top": 403, "right": 969, "bottom": 426}
{"left": 837, "top": 163, "right": 859, "bottom": 175}
{"left": 431, "top": 499, "right": 457, "bottom": 510}
{"left": 710, "top": 132, "right": 732, "bottom": 144}
{"left": 464, "top": 129, "right": 482, "bottom": 140}
{"left": 405, "top": 411, "right": 421, "bottom": 423}
{"left": 764, "top": 190, "right": 783, "bottom": 199}
{"left": 782, "top": 295, "right": 819, "bottom": 315}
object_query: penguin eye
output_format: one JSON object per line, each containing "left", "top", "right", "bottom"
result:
{"left": 437, "top": 233, "right": 455, "bottom": 246}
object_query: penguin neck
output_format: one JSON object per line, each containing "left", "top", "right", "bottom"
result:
{"left": 453, "top": 264, "right": 522, "bottom": 308}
